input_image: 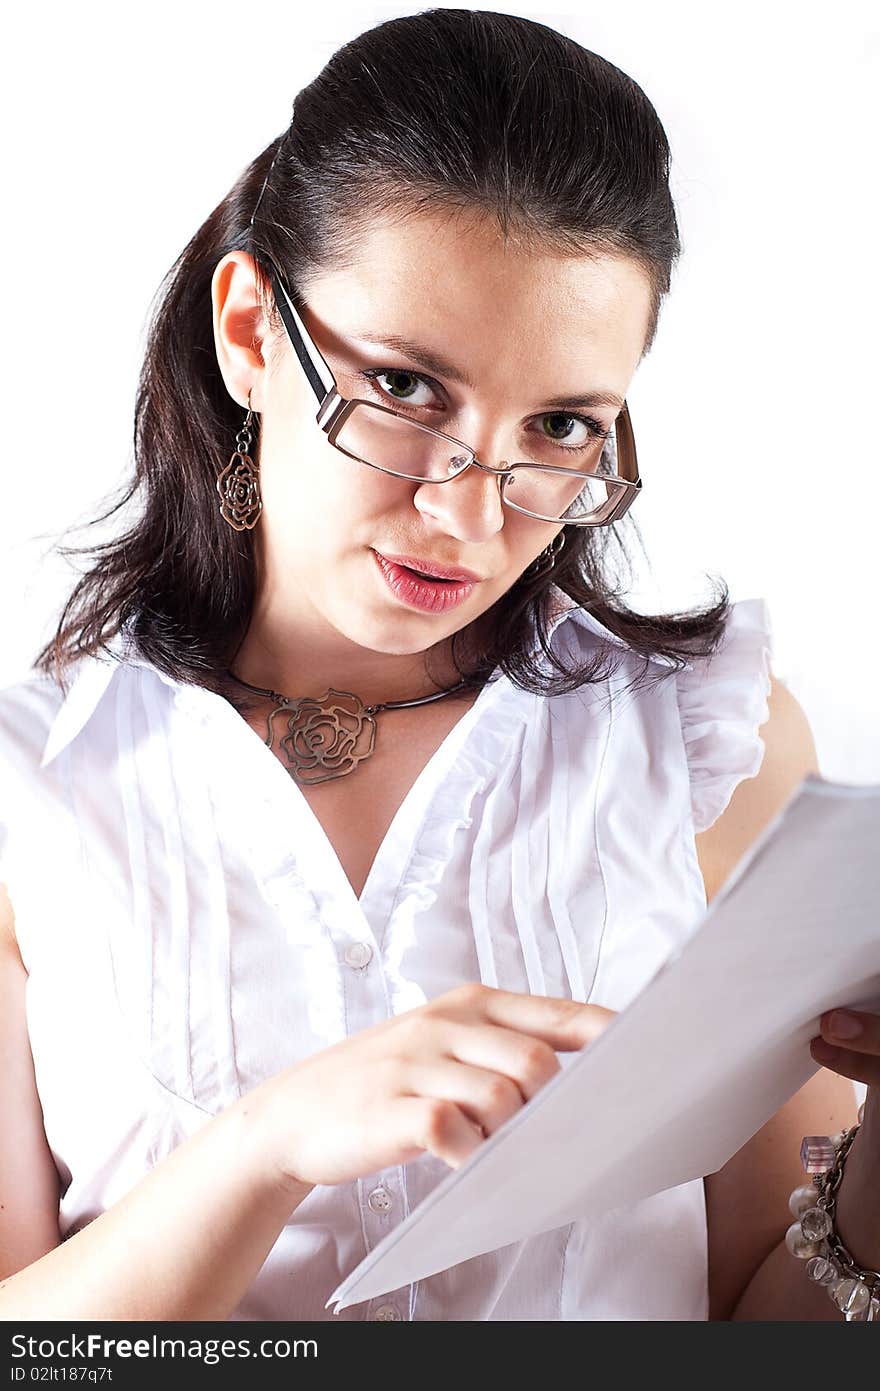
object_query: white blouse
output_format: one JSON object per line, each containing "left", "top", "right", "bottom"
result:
{"left": 0, "top": 590, "right": 772, "bottom": 1321}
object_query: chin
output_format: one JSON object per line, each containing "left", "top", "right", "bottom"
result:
{"left": 328, "top": 606, "right": 444, "bottom": 656}
{"left": 366, "top": 623, "right": 453, "bottom": 658}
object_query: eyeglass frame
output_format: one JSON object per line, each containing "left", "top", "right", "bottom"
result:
{"left": 253, "top": 251, "right": 643, "bottom": 528}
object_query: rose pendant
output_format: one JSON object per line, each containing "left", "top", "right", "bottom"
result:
{"left": 266, "top": 689, "right": 378, "bottom": 785}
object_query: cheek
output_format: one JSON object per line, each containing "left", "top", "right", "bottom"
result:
{"left": 258, "top": 432, "right": 409, "bottom": 540}
{"left": 504, "top": 515, "right": 556, "bottom": 570}
{"left": 344, "top": 462, "right": 408, "bottom": 517}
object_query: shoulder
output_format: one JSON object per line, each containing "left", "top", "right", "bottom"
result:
{"left": 0, "top": 879, "right": 21, "bottom": 963}
{"left": 0, "top": 669, "right": 65, "bottom": 733}
{"left": 0, "top": 669, "right": 65, "bottom": 820}
{"left": 695, "top": 673, "right": 819, "bottom": 903}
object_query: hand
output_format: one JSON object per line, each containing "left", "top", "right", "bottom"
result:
{"left": 249, "top": 982, "right": 614, "bottom": 1193}
{"left": 810, "top": 1007, "right": 880, "bottom": 1099}
{"left": 810, "top": 1008, "right": 880, "bottom": 1266}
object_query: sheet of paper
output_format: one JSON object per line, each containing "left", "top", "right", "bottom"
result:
{"left": 327, "top": 774, "right": 880, "bottom": 1312}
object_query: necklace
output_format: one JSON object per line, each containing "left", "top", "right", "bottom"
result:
{"left": 223, "top": 667, "right": 471, "bottom": 786}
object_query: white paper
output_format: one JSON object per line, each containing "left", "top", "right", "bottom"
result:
{"left": 327, "top": 774, "right": 880, "bottom": 1312}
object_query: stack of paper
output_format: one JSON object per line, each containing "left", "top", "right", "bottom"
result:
{"left": 327, "top": 775, "right": 880, "bottom": 1312}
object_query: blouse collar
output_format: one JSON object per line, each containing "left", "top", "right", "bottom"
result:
{"left": 39, "top": 628, "right": 167, "bottom": 769}
{"left": 546, "top": 584, "right": 686, "bottom": 669}
{"left": 39, "top": 589, "right": 684, "bottom": 769}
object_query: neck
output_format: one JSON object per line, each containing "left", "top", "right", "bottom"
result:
{"left": 226, "top": 612, "right": 470, "bottom": 709}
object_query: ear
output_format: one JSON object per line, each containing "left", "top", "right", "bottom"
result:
{"left": 210, "top": 251, "right": 274, "bottom": 413}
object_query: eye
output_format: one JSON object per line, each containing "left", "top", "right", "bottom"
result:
{"left": 357, "top": 368, "right": 612, "bottom": 458}
{"left": 359, "top": 368, "right": 439, "bottom": 410}
{"left": 539, "top": 412, "right": 610, "bottom": 454}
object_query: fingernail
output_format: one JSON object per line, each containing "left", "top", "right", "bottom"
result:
{"left": 827, "top": 1010, "right": 863, "bottom": 1040}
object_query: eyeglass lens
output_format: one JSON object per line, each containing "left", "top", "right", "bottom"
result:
{"left": 333, "top": 404, "right": 625, "bottom": 523}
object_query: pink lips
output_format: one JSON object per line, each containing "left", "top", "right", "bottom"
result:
{"left": 373, "top": 551, "right": 478, "bottom": 614}
{"left": 377, "top": 552, "right": 483, "bottom": 583}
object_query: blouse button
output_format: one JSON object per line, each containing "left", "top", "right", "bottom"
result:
{"left": 367, "top": 1185, "right": 393, "bottom": 1214}
{"left": 344, "top": 941, "right": 373, "bottom": 969}
{"left": 372, "top": 1303, "right": 401, "bottom": 1321}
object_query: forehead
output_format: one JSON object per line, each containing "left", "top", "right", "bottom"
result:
{"left": 299, "top": 206, "right": 653, "bottom": 386}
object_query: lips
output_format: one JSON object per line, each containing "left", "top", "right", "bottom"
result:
{"left": 375, "top": 551, "right": 483, "bottom": 583}
{"left": 373, "top": 551, "right": 478, "bottom": 614}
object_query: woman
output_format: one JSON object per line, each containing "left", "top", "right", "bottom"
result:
{"left": 0, "top": 9, "right": 876, "bottom": 1322}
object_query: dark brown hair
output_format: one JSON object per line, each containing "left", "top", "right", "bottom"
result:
{"left": 34, "top": 8, "right": 729, "bottom": 699}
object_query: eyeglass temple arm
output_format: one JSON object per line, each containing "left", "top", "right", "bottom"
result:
{"left": 612, "top": 401, "right": 639, "bottom": 486}
{"left": 261, "top": 256, "right": 336, "bottom": 406}
{"left": 259, "top": 254, "right": 642, "bottom": 500}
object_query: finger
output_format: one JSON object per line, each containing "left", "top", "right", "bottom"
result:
{"left": 403, "top": 1058, "right": 531, "bottom": 1135}
{"left": 397, "top": 1095, "right": 487, "bottom": 1170}
{"left": 820, "top": 1009, "right": 880, "bottom": 1055}
{"left": 443, "top": 984, "right": 616, "bottom": 1053}
{"left": 442, "top": 1020, "right": 561, "bottom": 1102}
{"left": 810, "top": 1036, "right": 880, "bottom": 1089}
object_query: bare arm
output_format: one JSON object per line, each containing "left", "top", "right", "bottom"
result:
{"left": 695, "top": 674, "right": 861, "bottom": 1319}
{"left": 0, "top": 883, "right": 312, "bottom": 1321}
{"left": 706, "top": 1068, "right": 858, "bottom": 1320}
{"left": 0, "top": 884, "right": 62, "bottom": 1276}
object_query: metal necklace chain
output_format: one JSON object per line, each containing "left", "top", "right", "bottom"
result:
{"left": 223, "top": 666, "right": 470, "bottom": 787}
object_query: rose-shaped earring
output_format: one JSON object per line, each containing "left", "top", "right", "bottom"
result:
{"left": 216, "top": 389, "right": 263, "bottom": 531}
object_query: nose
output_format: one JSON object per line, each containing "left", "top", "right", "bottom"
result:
{"left": 412, "top": 457, "right": 508, "bottom": 543}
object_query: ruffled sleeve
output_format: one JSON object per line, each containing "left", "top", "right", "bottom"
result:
{"left": 675, "top": 597, "right": 773, "bottom": 834}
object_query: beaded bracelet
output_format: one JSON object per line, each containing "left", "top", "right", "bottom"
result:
{"left": 788, "top": 1103, "right": 880, "bottom": 1320}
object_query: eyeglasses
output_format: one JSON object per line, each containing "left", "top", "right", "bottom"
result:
{"left": 255, "top": 252, "right": 642, "bottom": 527}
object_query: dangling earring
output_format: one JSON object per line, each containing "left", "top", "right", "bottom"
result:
{"left": 523, "top": 530, "right": 566, "bottom": 580}
{"left": 216, "top": 389, "right": 263, "bottom": 531}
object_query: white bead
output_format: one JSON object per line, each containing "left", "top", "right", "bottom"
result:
{"left": 788, "top": 1184, "right": 817, "bottom": 1218}
{"left": 785, "top": 1221, "right": 823, "bottom": 1260}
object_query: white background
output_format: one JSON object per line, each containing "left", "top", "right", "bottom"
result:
{"left": 2, "top": 0, "right": 877, "bottom": 779}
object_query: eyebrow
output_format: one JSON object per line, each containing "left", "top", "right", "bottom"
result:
{"left": 349, "top": 332, "right": 624, "bottom": 412}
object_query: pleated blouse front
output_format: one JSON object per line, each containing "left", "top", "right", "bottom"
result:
{"left": 0, "top": 592, "right": 773, "bottom": 1320}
